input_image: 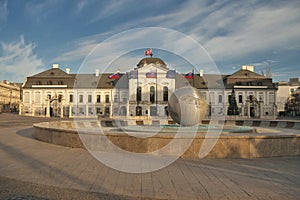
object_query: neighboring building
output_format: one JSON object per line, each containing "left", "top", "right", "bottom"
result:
{"left": 0, "top": 80, "right": 21, "bottom": 112}
{"left": 277, "top": 78, "right": 300, "bottom": 116}
{"left": 20, "top": 59, "right": 277, "bottom": 119}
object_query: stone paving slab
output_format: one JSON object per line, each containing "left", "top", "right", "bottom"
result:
{"left": 0, "top": 113, "right": 300, "bottom": 199}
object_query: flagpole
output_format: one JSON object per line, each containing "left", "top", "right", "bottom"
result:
{"left": 137, "top": 67, "right": 139, "bottom": 116}
{"left": 192, "top": 68, "right": 195, "bottom": 88}
{"left": 156, "top": 68, "right": 158, "bottom": 116}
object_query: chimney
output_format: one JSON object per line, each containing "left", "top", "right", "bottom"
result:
{"left": 52, "top": 64, "right": 59, "bottom": 69}
{"left": 66, "top": 68, "right": 70, "bottom": 74}
{"left": 242, "top": 65, "right": 254, "bottom": 72}
{"left": 95, "top": 69, "right": 99, "bottom": 77}
{"left": 200, "top": 69, "right": 204, "bottom": 77}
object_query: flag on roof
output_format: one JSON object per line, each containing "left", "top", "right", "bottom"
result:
{"left": 108, "top": 72, "right": 120, "bottom": 79}
{"left": 145, "top": 71, "right": 157, "bottom": 78}
{"left": 184, "top": 71, "right": 194, "bottom": 79}
{"left": 144, "top": 48, "right": 153, "bottom": 56}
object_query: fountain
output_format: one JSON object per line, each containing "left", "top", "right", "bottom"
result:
{"left": 33, "top": 85, "right": 300, "bottom": 161}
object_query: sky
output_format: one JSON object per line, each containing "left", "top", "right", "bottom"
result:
{"left": 0, "top": 0, "right": 299, "bottom": 83}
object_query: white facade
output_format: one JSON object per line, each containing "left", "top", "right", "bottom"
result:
{"left": 20, "top": 60, "right": 278, "bottom": 119}
{"left": 276, "top": 78, "right": 300, "bottom": 113}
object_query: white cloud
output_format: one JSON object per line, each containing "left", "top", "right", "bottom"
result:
{"left": 199, "top": 2, "right": 300, "bottom": 61}
{"left": 0, "top": 36, "right": 44, "bottom": 82}
{"left": 52, "top": 0, "right": 300, "bottom": 80}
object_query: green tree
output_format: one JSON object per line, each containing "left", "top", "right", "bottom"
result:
{"left": 227, "top": 89, "right": 240, "bottom": 115}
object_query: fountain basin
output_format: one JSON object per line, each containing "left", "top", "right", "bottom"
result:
{"left": 33, "top": 120, "right": 300, "bottom": 159}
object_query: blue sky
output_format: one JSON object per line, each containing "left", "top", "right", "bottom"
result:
{"left": 0, "top": 0, "right": 299, "bottom": 82}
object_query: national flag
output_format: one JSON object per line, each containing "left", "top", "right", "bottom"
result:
{"left": 144, "top": 48, "right": 152, "bottom": 56}
{"left": 184, "top": 71, "right": 194, "bottom": 79}
{"left": 166, "top": 70, "right": 176, "bottom": 78}
{"left": 108, "top": 72, "right": 120, "bottom": 79}
{"left": 145, "top": 71, "right": 157, "bottom": 78}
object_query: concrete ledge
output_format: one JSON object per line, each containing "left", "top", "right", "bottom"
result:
{"left": 33, "top": 120, "right": 300, "bottom": 159}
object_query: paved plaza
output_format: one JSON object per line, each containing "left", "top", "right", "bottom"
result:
{"left": 0, "top": 113, "right": 299, "bottom": 199}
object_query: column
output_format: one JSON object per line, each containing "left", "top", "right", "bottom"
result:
{"left": 60, "top": 100, "right": 64, "bottom": 118}
{"left": 147, "top": 103, "right": 150, "bottom": 119}
{"left": 126, "top": 101, "right": 130, "bottom": 118}
{"left": 86, "top": 103, "right": 89, "bottom": 117}
{"left": 31, "top": 102, "right": 35, "bottom": 116}
{"left": 247, "top": 103, "right": 250, "bottom": 118}
{"left": 19, "top": 103, "right": 23, "bottom": 115}
{"left": 273, "top": 104, "right": 277, "bottom": 119}
{"left": 69, "top": 104, "right": 72, "bottom": 118}
{"left": 109, "top": 102, "right": 113, "bottom": 118}
{"left": 46, "top": 99, "right": 50, "bottom": 118}
{"left": 241, "top": 104, "right": 244, "bottom": 117}
{"left": 259, "top": 101, "right": 263, "bottom": 118}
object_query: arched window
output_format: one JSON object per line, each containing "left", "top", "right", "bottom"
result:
{"left": 150, "top": 86, "right": 155, "bottom": 103}
{"left": 136, "top": 86, "right": 142, "bottom": 102}
{"left": 163, "top": 86, "right": 168, "bottom": 102}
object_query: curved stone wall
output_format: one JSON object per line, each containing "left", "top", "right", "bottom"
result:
{"left": 33, "top": 120, "right": 300, "bottom": 159}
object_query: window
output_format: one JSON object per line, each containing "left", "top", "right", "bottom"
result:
{"left": 88, "top": 95, "right": 92, "bottom": 103}
{"left": 218, "top": 95, "right": 222, "bottom": 103}
{"left": 150, "top": 86, "right": 155, "bottom": 103}
{"left": 36, "top": 81, "right": 41, "bottom": 85}
{"left": 269, "top": 92, "right": 274, "bottom": 104}
{"left": 209, "top": 92, "right": 215, "bottom": 104}
{"left": 96, "top": 95, "right": 101, "bottom": 103}
{"left": 58, "top": 94, "right": 63, "bottom": 103}
{"left": 105, "top": 95, "right": 109, "bottom": 103}
{"left": 69, "top": 94, "right": 73, "bottom": 103}
{"left": 35, "top": 92, "right": 41, "bottom": 103}
{"left": 228, "top": 95, "right": 231, "bottom": 103}
{"left": 96, "top": 108, "right": 102, "bottom": 114}
{"left": 238, "top": 95, "right": 243, "bottom": 103}
{"left": 290, "top": 88, "right": 295, "bottom": 93}
{"left": 58, "top": 81, "right": 64, "bottom": 85}
{"left": 257, "top": 82, "right": 262, "bottom": 86}
{"left": 79, "top": 95, "right": 83, "bottom": 103}
{"left": 236, "top": 82, "right": 242, "bottom": 85}
{"left": 47, "top": 81, "right": 53, "bottom": 85}
{"left": 163, "top": 86, "right": 168, "bottom": 102}
{"left": 136, "top": 86, "right": 142, "bottom": 102}
{"left": 249, "top": 95, "right": 253, "bottom": 102}
{"left": 258, "top": 92, "right": 264, "bottom": 102}
{"left": 24, "top": 92, "right": 30, "bottom": 103}
{"left": 47, "top": 94, "right": 51, "bottom": 100}
{"left": 136, "top": 106, "right": 142, "bottom": 116}
{"left": 79, "top": 108, "right": 84, "bottom": 114}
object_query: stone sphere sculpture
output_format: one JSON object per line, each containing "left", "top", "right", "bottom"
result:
{"left": 168, "top": 87, "right": 208, "bottom": 126}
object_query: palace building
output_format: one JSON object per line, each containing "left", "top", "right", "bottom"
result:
{"left": 0, "top": 80, "right": 21, "bottom": 113}
{"left": 20, "top": 58, "right": 277, "bottom": 119}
